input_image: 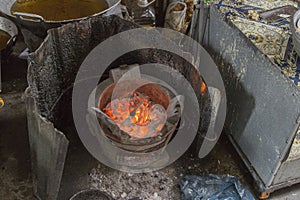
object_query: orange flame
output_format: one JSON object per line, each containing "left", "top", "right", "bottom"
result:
{"left": 200, "top": 81, "right": 207, "bottom": 94}
{"left": 103, "top": 92, "right": 165, "bottom": 139}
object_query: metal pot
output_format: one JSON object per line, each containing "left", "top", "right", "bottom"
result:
{"left": 0, "top": 16, "right": 18, "bottom": 52}
{"left": 0, "top": 16, "right": 18, "bottom": 92}
{"left": 0, "top": 0, "right": 121, "bottom": 37}
{"left": 69, "top": 189, "right": 113, "bottom": 200}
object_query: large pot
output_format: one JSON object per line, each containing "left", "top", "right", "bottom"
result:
{"left": 0, "top": 16, "right": 18, "bottom": 92}
{"left": 0, "top": 0, "right": 121, "bottom": 38}
{"left": 69, "top": 189, "right": 113, "bottom": 200}
{"left": 0, "top": 16, "right": 18, "bottom": 53}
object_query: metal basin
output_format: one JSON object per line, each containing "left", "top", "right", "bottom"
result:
{"left": 0, "top": 16, "right": 18, "bottom": 92}
{"left": 0, "top": 0, "right": 120, "bottom": 37}
{"left": 69, "top": 189, "right": 113, "bottom": 200}
{"left": 0, "top": 16, "right": 18, "bottom": 52}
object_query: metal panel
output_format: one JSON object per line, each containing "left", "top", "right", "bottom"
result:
{"left": 205, "top": 6, "right": 300, "bottom": 186}
{"left": 25, "top": 88, "right": 69, "bottom": 200}
{"left": 273, "top": 157, "right": 300, "bottom": 185}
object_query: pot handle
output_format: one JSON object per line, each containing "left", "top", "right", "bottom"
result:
{"left": 8, "top": 35, "right": 18, "bottom": 47}
{"left": 138, "top": 0, "right": 156, "bottom": 8}
{"left": 13, "top": 12, "right": 45, "bottom": 23}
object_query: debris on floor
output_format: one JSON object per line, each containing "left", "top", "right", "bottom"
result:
{"left": 89, "top": 164, "right": 177, "bottom": 200}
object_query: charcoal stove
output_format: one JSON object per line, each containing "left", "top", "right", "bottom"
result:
{"left": 25, "top": 15, "right": 226, "bottom": 200}
{"left": 86, "top": 64, "right": 183, "bottom": 170}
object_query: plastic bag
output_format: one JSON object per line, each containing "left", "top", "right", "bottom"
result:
{"left": 164, "top": 1, "right": 187, "bottom": 32}
{"left": 179, "top": 174, "right": 255, "bottom": 200}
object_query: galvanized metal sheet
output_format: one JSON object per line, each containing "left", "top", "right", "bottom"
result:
{"left": 207, "top": 6, "right": 300, "bottom": 186}
{"left": 25, "top": 88, "right": 69, "bottom": 200}
{"left": 273, "top": 157, "right": 300, "bottom": 185}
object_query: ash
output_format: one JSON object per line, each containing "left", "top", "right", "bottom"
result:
{"left": 89, "top": 164, "right": 179, "bottom": 200}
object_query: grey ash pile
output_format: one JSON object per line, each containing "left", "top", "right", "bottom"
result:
{"left": 89, "top": 164, "right": 180, "bottom": 200}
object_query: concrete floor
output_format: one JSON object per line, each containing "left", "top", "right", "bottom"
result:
{"left": 0, "top": 52, "right": 32, "bottom": 200}
{"left": 1, "top": 44, "right": 300, "bottom": 200}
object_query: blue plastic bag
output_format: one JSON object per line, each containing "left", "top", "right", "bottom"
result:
{"left": 179, "top": 174, "right": 255, "bottom": 200}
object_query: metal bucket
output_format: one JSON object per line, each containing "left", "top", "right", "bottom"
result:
{"left": 0, "top": 16, "right": 18, "bottom": 92}
{"left": 69, "top": 189, "right": 113, "bottom": 200}
{"left": 0, "top": 0, "right": 120, "bottom": 37}
{"left": 0, "top": 16, "right": 18, "bottom": 52}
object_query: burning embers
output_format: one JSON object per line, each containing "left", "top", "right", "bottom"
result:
{"left": 103, "top": 91, "right": 167, "bottom": 139}
{"left": 89, "top": 64, "right": 182, "bottom": 156}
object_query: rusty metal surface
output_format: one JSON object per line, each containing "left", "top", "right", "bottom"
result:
{"left": 205, "top": 5, "right": 300, "bottom": 189}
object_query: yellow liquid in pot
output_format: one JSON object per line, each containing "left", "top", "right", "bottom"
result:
{"left": 11, "top": 0, "right": 109, "bottom": 21}
{"left": 0, "top": 30, "right": 11, "bottom": 51}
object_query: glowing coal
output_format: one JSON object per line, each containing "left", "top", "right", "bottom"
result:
{"left": 103, "top": 91, "right": 167, "bottom": 139}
